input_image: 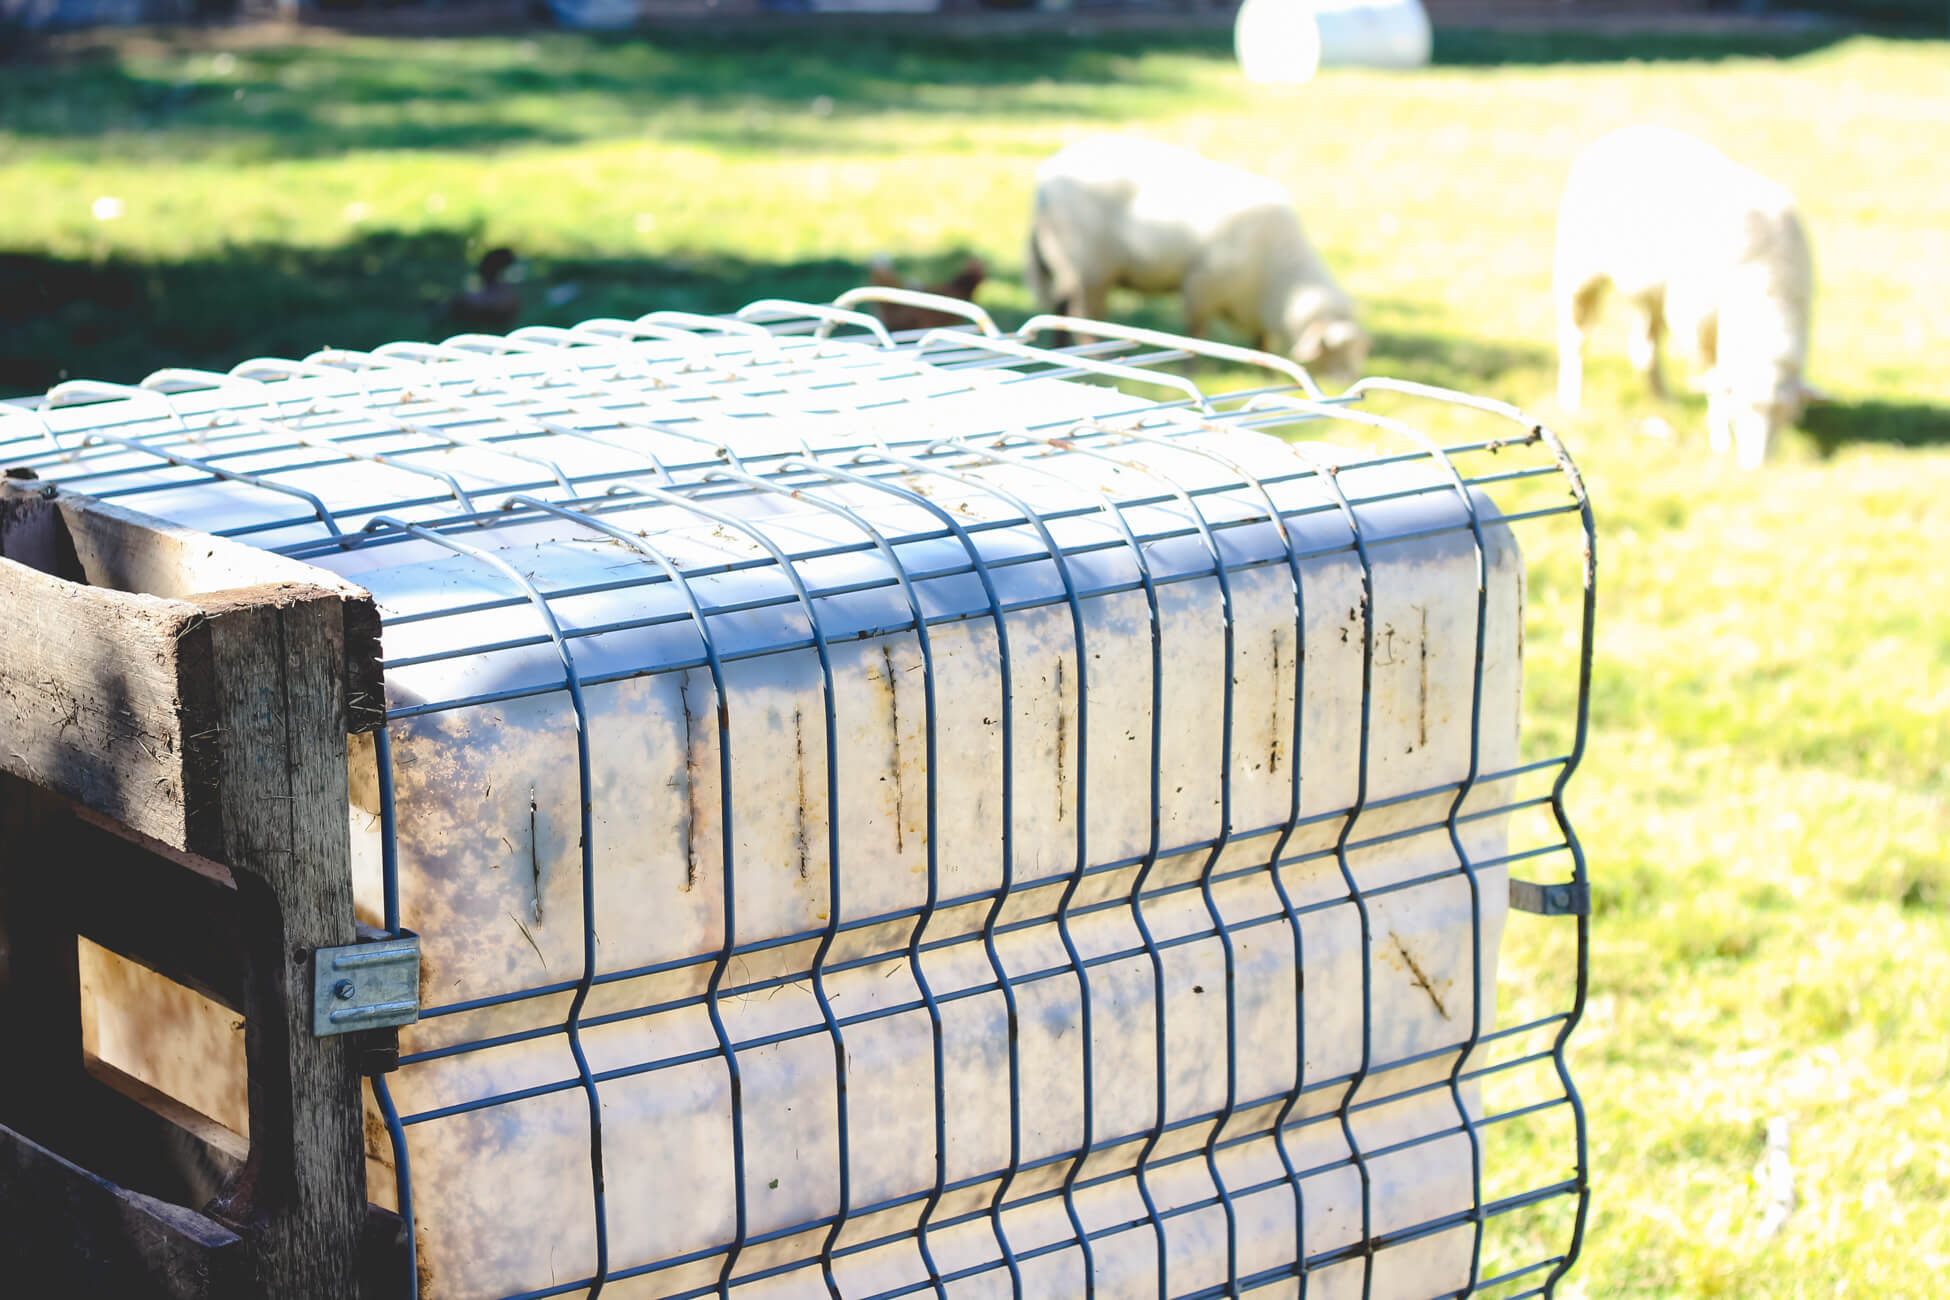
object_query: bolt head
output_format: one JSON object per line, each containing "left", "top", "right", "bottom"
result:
{"left": 334, "top": 979, "right": 357, "bottom": 1000}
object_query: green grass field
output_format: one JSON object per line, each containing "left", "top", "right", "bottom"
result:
{"left": 3, "top": 20, "right": 1948, "bottom": 1297}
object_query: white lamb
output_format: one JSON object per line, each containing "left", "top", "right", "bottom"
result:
{"left": 1026, "top": 135, "right": 1368, "bottom": 383}
{"left": 1554, "top": 125, "right": 1821, "bottom": 470}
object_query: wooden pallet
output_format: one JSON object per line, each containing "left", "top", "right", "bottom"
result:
{"left": 0, "top": 477, "right": 401, "bottom": 1298}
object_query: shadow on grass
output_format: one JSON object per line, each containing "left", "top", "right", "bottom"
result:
{"left": 1, "top": 233, "right": 1563, "bottom": 404}
{"left": 1802, "top": 397, "right": 1950, "bottom": 453}
{"left": 0, "top": 234, "right": 971, "bottom": 390}
{"left": 1369, "top": 323, "right": 1550, "bottom": 392}
{"left": 1430, "top": 24, "right": 1933, "bottom": 68}
{"left": 0, "top": 26, "right": 1235, "bottom": 159}
{"left": 18, "top": 22, "right": 1936, "bottom": 160}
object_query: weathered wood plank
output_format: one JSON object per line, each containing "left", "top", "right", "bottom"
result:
{"left": 0, "top": 783, "right": 245, "bottom": 1221}
{"left": 0, "top": 529, "right": 223, "bottom": 856}
{"left": 0, "top": 1119, "right": 249, "bottom": 1300}
{"left": 20, "top": 483, "right": 385, "bottom": 733}
{"left": 0, "top": 480, "right": 384, "bottom": 733}
{"left": 201, "top": 587, "right": 368, "bottom": 1299}
{"left": 1, "top": 483, "right": 376, "bottom": 1295}
{"left": 81, "top": 1056, "right": 250, "bottom": 1206}
{"left": 0, "top": 486, "right": 383, "bottom": 852}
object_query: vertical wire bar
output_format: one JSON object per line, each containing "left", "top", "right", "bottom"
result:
{"left": 1250, "top": 392, "right": 1536, "bottom": 1285}
{"left": 1535, "top": 434, "right": 1597, "bottom": 1300}
{"left": 60, "top": 428, "right": 348, "bottom": 542}
{"left": 1102, "top": 418, "right": 1324, "bottom": 1295}
{"left": 843, "top": 449, "right": 1030, "bottom": 1297}
{"left": 359, "top": 337, "right": 673, "bottom": 456}
{"left": 830, "top": 288, "right": 1000, "bottom": 337}
{"left": 679, "top": 470, "right": 854, "bottom": 1300}
{"left": 737, "top": 301, "right": 896, "bottom": 348}
{"left": 907, "top": 332, "right": 1212, "bottom": 413}
{"left": 1057, "top": 472, "right": 1171, "bottom": 1283}
{"left": 1001, "top": 429, "right": 1246, "bottom": 1293}
{"left": 1279, "top": 452, "right": 1380, "bottom": 1300}
{"left": 763, "top": 462, "right": 952, "bottom": 1299}
{"left": 920, "top": 440, "right": 1100, "bottom": 1295}
{"left": 36, "top": 379, "right": 180, "bottom": 456}
{"left": 267, "top": 378, "right": 581, "bottom": 493}
{"left": 1153, "top": 462, "right": 1244, "bottom": 1298}
{"left": 1424, "top": 450, "right": 1494, "bottom": 1289}
{"left": 361, "top": 344, "right": 751, "bottom": 476}
{"left": 781, "top": 459, "right": 1031, "bottom": 1294}
{"left": 199, "top": 391, "right": 488, "bottom": 515}
{"left": 357, "top": 515, "right": 611, "bottom": 1297}
{"left": 370, "top": 1073, "right": 418, "bottom": 1300}
{"left": 1125, "top": 565, "right": 1175, "bottom": 1300}
{"left": 636, "top": 310, "right": 776, "bottom": 340}
{"left": 497, "top": 493, "right": 752, "bottom": 1298}
{"left": 370, "top": 724, "right": 418, "bottom": 1298}
{"left": 956, "top": 436, "right": 1176, "bottom": 1287}
{"left": 374, "top": 727, "right": 403, "bottom": 937}
{"left": 1012, "top": 317, "right": 1327, "bottom": 401}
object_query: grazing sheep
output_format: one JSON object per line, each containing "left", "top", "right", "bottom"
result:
{"left": 1554, "top": 125, "right": 1821, "bottom": 470}
{"left": 1026, "top": 135, "right": 1368, "bottom": 382}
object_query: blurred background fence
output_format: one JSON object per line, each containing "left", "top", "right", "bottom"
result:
{"left": 6, "top": 0, "right": 1946, "bottom": 37}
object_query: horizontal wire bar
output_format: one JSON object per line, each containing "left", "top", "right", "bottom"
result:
{"left": 324, "top": 433, "right": 1550, "bottom": 612}
{"left": 361, "top": 461, "right": 1567, "bottom": 678}
{"left": 406, "top": 756, "right": 1569, "bottom": 1030}
{"left": 376, "top": 501, "right": 1581, "bottom": 719}
{"left": 505, "top": 1162, "right": 1584, "bottom": 1300}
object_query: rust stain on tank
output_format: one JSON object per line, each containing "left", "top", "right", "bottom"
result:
{"left": 346, "top": 729, "right": 381, "bottom": 816}
{"left": 1389, "top": 930, "right": 1450, "bottom": 1021}
{"left": 527, "top": 787, "right": 542, "bottom": 924}
{"left": 881, "top": 645, "right": 905, "bottom": 855}
{"left": 1268, "top": 626, "right": 1284, "bottom": 775}
{"left": 362, "top": 1104, "right": 388, "bottom": 1159}
{"left": 1417, "top": 605, "right": 1430, "bottom": 751}
{"left": 1053, "top": 654, "right": 1068, "bottom": 823}
{"left": 794, "top": 705, "right": 810, "bottom": 880}
{"left": 678, "top": 672, "right": 702, "bottom": 889}
{"left": 416, "top": 1228, "right": 436, "bottom": 1299}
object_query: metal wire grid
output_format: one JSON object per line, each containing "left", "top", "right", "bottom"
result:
{"left": 0, "top": 297, "right": 1594, "bottom": 1300}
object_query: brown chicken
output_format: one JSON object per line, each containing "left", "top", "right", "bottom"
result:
{"left": 865, "top": 255, "right": 986, "bottom": 334}
{"left": 441, "top": 247, "right": 524, "bottom": 333}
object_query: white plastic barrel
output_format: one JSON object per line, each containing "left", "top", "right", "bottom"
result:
{"left": 1235, "top": 0, "right": 1434, "bottom": 85}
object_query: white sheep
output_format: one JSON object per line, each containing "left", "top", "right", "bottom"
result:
{"left": 1026, "top": 135, "right": 1368, "bottom": 382}
{"left": 1554, "top": 125, "right": 1821, "bottom": 470}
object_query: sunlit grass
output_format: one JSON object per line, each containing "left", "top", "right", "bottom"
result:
{"left": 3, "top": 23, "right": 1948, "bottom": 1296}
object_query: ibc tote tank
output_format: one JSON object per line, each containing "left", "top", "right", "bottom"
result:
{"left": 7, "top": 300, "right": 1593, "bottom": 1300}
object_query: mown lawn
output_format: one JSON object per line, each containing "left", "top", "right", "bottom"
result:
{"left": 3, "top": 20, "right": 1947, "bottom": 1298}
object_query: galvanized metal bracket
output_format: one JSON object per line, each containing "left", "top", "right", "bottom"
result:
{"left": 311, "top": 932, "right": 420, "bottom": 1037}
{"left": 1509, "top": 879, "right": 1590, "bottom": 917}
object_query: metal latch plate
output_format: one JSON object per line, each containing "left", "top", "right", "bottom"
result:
{"left": 312, "top": 934, "right": 421, "bottom": 1037}
{"left": 1509, "top": 878, "right": 1590, "bottom": 917}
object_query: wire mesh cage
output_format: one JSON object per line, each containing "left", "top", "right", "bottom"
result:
{"left": 0, "top": 291, "right": 1593, "bottom": 1300}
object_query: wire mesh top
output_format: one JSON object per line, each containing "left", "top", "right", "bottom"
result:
{"left": 2, "top": 295, "right": 1594, "bottom": 1300}
{"left": 0, "top": 305, "right": 1581, "bottom": 718}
